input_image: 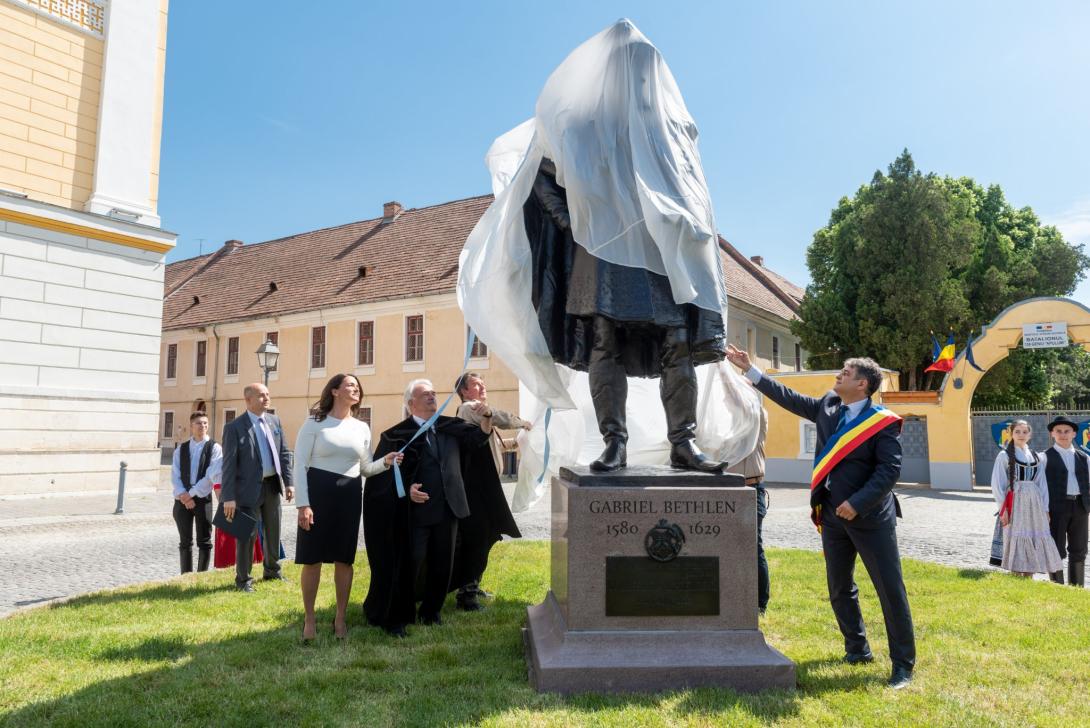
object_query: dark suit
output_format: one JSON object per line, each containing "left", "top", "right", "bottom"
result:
{"left": 754, "top": 375, "right": 915, "bottom": 671}
{"left": 221, "top": 411, "right": 293, "bottom": 587}
{"left": 363, "top": 416, "right": 492, "bottom": 627}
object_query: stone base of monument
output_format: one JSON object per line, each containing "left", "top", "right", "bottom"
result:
{"left": 524, "top": 465, "right": 796, "bottom": 694}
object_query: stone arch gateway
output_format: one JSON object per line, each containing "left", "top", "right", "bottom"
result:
{"left": 882, "top": 297, "right": 1090, "bottom": 490}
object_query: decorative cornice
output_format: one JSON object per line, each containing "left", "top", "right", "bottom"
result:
{"left": 0, "top": 205, "right": 173, "bottom": 254}
{"left": 4, "top": 0, "right": 106, "bottom": 38}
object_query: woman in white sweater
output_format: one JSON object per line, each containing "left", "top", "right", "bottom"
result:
{"left": 294, "top": 374, "right": 402, "bottom": 641}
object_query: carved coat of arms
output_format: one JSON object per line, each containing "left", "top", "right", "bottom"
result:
{"left": 644, "top": 519, "right": 685, "bottom": 562}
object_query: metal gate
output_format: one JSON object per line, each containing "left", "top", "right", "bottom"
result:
{"left": 899, "top": 417, "right": 930, "bottom": 483}
{"left": 970, "top": 409, "right": 1090, "bottom": 485}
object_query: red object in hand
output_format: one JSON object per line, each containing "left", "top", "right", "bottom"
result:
{"left": 212, "top": 483, "right": 264, "bottom": 568}
{"left": 999, "top": 488, "right": 1014, "bottom": 522}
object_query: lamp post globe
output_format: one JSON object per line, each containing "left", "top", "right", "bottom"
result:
{"left": 256, "top": 339, "right": 280, "bottom": 386}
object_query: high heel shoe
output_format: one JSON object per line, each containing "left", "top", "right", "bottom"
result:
{"left": 333, "top": 619, "right": 348, "bottom": 640}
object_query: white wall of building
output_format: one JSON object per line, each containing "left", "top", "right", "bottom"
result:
{"left": 0, "top": 196, "right": 174, "bottom": 495}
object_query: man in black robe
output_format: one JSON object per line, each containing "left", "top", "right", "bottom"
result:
{"left": 362, "top": 379, "right": 518, "bottom": 636}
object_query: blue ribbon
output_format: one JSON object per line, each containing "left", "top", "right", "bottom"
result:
{"left": 392, "top": 332, "right": 477, "bottom": 498}
{"left": 536, "top": 407, "right": 552, "bottom": 484}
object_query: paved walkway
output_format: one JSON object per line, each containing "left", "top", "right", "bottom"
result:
{"left": 0, "top": 472, "right": 1076, "bottom": 618}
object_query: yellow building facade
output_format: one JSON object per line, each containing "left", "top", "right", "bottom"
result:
{"left": 160, "top": 294, "right": 521, "bottom": 453}
{"left": 0, "top": 0, "right": 175, "bottom": 496}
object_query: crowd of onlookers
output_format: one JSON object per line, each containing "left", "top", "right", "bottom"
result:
{"left": 170, "top": 372, "right": 527, "bottom": 640}
{"left": 168, "top": 362, "right": 1089, "bottom": 676}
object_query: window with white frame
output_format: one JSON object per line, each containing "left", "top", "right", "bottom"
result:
{"left": 311, "top": 326, "right": 326, "bottom": 370}
{"left": 358, "top": 321, "right": 374, "bottom": 366}
{"left": 195, "top": 340, "right": 207, "bottom": 378}
{"left": 356, "top": 406, "right": 372, "bottom": 430}
{"left": 165, "top": 343, "right": 177, "bottom": 379}
{"left": 405, "top": 315, "right": 424, "bottom": 362}
{"left": 265, "top": 331, "right": 279, "bottom": 371}
{"left": 163, "top": 411, "right": 175, "bottom": 439}
{"left": 224, "top": 409, "right": 236, "bottom": 426}
{"left": 772, "top": 336, "right": 780, "bottom": 369}
{"left": 226, "top": 336, "right": 239, "bottom": 376}
{"left": 794, "top": 342, "right": 802, "bottom": 372}
{"left": 800, "top": 421, "right": 817, "bottom": 458}
{"left": 468, "top": 326, "right": 487, "bottom": 358}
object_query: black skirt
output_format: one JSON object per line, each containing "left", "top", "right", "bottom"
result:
{"left": 295, "top": 467, "right": 362, "bottom": 565}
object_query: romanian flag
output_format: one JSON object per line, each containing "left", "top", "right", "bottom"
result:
{"left": 925, "top": 332, "right": 956, "bottom": 373}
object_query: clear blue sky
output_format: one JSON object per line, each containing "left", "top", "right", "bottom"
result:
{"left": 159, "top": 1, "right": 1090, "bottom": 305}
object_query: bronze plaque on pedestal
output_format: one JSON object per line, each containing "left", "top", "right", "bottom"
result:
{"left": 605, "top": 556, "right": 720, "bottom": 617}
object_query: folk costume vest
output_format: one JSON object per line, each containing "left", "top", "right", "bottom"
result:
{"left": 1045, "top": 446, "right": 1090, "bottom": 511}
{"left": 179, "top": 439, "right": 215, "bottom": 493}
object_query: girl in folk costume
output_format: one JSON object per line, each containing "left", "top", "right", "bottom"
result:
{"left": 990, "top": 420, "right": 1062, "bottom": 576}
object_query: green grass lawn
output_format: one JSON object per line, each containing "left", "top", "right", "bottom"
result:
{"left": 1, "top": 543, "right": 1087, "bottom": 727}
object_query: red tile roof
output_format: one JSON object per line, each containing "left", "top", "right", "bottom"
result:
{"left": 163, "top": 195, "right": 803, "bottom": 330}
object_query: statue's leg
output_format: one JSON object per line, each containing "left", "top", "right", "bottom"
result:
{"left": 661, "top": 327, "right": 725, "bottom": 473}
{"left": 589, "top": 316, "right": 628, "bottom": 472}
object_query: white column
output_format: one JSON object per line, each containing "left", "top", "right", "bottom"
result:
{"left": 84, "top": 0, "right": 162, "bottom": 227}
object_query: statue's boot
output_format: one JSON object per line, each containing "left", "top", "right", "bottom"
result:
{"left": 661, "top": 329, "right": 725, "bottom": 473}
{"left": 1069, "top": 561, "right": 1085, "bottom": 588}
{"left": 589, "top": 318, "right": 628, "bottom": 472}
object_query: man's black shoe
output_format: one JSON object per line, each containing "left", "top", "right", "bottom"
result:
{"left": 887, "top": 666, "right": 913, "bottom": 689}
{"left": 262, "top": 574, "right": 287, "bottom": 582}
{"left": 842, "top": 651, "right": 874, "bottom": 665}
{"left": 384, "top": 625, "right": 407, "bottom": 638}
{"left": 475, "top": 587, "right": 494, "bottom": 599}
{"left": 419, "top": 614, "right": 442, "bottom": 626}
{"left": 456, "top": 591, "right": 483, "bottom": 612}
{"left": 237, "top": 582, "right": 256, "bottom": 593}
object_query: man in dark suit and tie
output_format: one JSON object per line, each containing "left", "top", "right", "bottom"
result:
{"left": 725, "top": 346, "right": 916, "bottom": 689}
{"left": 221, "top": 383, "right": 294, "bottom": 592}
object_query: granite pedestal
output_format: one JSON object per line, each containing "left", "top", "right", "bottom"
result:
{"left": 524, "top": 465, "right": 796, "bottom": 693}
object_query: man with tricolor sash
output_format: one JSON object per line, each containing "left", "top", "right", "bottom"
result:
{"left": 725, "top": 346, "right": 916, "bottom": 690}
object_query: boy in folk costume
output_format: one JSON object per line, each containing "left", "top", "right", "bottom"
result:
{"left": 1041, "top": 417, "right": 1090, "bottom": 586}
{"left": 989, "top": 420, "right": 1061, "bottom": 578}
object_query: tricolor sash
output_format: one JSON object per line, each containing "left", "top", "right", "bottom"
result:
{"left": 809, "top": 403, "right": 902, "bottom": 530}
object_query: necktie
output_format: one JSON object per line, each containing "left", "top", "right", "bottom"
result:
{"left": 258, "top": 417, "right": 282, "bottom": 477}
{"left": 826, "top": 405, "right": 849, "bottom": 490}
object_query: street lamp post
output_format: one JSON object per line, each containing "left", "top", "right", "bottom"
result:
{"left": 255, "top": 339, "right": 280, "bottom": 386}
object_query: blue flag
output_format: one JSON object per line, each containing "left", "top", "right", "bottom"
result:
{"left": 963, "top": 333, "right": 985, "bottom": 372}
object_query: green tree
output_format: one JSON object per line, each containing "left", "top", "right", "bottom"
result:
{"left": 793, "top": 150, "right": 978, "bottom": 388}
{"left": 793, "top": 149, "right": 1090, "bottom": 396}
{"left": 973, "top": 345, "right": 1090, "bottom": 410}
